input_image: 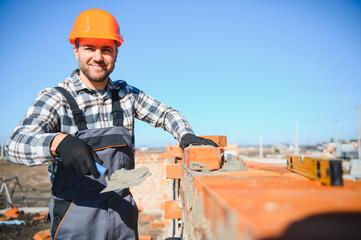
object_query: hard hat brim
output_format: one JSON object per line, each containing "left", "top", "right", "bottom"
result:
{"left": 69, "top": 33, "right": 124, "bottom": 47}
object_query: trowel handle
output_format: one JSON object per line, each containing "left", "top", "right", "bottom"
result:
{"left": 95, "top": 162, "right": 108, "bottom": 177}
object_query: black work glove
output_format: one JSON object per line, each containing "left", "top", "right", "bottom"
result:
{"left": 179, "top": 134, "right": 218, "bottom": 149}
{"left": 56, "top": 135, "right": 103, "bottom": 178}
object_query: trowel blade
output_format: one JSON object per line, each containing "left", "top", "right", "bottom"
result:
{"left": 100, "top": 167, "right": 151, "bottom": 193}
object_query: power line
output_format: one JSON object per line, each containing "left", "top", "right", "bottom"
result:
{"left": 301, "top": 106, "right": 356, "bottom": 123}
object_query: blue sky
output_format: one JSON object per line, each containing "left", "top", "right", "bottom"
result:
{"left": 0, "top": 0, "right": 360, "bottom": 148}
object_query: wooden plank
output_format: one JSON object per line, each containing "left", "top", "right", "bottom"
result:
{"left": 286, "top": 155, "right": 343, "bottom": 186}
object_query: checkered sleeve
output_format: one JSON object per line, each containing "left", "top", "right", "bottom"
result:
{"left": 5, "top": 88, "right": 62, "bottom": 166}
{"left": 133, "top": 87, "right": 195, "bottom": 141}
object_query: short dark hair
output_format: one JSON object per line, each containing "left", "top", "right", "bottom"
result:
{"left": 74, "top": 39, "right": 118, "bottom": 49}
{"left": 75, "top": 40, "right": 80, "bottom": 49}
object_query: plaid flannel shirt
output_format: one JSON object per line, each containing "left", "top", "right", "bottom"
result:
{"left": 6, "top": 69, "right": 194, "bottom": 166}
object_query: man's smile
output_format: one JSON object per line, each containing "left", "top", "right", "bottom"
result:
{"left": 90, "top": 64, "right": 106, "bottom": 70}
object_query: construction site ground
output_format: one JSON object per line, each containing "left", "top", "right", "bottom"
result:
{"left": 0, "top": 160, "right": 166, "bottom": 240}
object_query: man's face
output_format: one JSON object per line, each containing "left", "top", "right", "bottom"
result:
{"left": 74, "top": 38, "right": 118, "bottom": 84}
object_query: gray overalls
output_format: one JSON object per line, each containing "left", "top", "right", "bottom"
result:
{"left": 48, "top": 87, "right": 138, "bottom": 240}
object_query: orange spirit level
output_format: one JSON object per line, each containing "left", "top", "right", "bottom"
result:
{"left": 286, "top": 155, "right": 343, "bottom": 186}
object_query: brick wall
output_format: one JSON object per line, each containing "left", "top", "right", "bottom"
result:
{"left": 131, "top": 152, "right": 173, "bottom": 212}
{"left": 163, "top": 137, "right": 361, "bottom": 239}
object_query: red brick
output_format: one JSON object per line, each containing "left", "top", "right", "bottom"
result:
{"left": 166, "top": 163, "right": 182, "bottom": 179}
{"left": 32, "top": 211, "right": 48, "bottom": 220}
{"left": 166, "top": 145, "right": 183, "bottom": 163}
{"left": 4, "top": 207, "right": 20, "bottom": 219}
{"left": 164, "top": 200, "right": 182, "bottom": 219}
{"left": 200, "top": 135, "right": 227, "bottom": 147}
{"left": 150, "top": 220, "right": 166, "bottom": 228}
{"left": 139, "top": 235, "right": 152, "bottom": 240}
{"left": 33, "top": 229, "right": 50, "bottom": 240}
{"left": 141, "top": 214, "right": 153, "bottom": 221}
{"left": 183, "top": 147, "right": 224, "bottom": 170}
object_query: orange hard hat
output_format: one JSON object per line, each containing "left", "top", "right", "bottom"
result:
{"left": 69, "top": 9, "right": 124, "bottom": 47}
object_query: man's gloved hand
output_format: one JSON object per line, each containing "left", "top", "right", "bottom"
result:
{"left": 179, "top": 134, "right": 218, "bottom": 149}
{"left": 56, "top": 135, "right": 103, "bottom": 178}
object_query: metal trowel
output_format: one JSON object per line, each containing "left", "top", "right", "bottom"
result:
{"left": 95, "top": 163, "right": 151, "bottom": 193}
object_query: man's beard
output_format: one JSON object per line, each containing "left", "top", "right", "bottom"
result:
{"left": 79, "top": 61, "right": 114, "bottom": 83}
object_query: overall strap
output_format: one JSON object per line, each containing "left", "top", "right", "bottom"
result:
{"left": 111, "top": 89, "right": 124, "bottom": 127}
{"left": 54, "top": 87, "right": 88, "bottom": 131}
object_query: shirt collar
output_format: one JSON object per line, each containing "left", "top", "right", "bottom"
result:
{"left": 70, "top": 69, "right": 120, "bottom": 93}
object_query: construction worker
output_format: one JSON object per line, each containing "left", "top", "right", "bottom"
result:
{"left": 5, "top": 9, "right": 217, "bottom": 240}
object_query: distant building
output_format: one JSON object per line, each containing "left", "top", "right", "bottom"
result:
{"left": 325, "top": 143, "right": 336, "bottom": 155}
{"left": 140, "top": 146, "right": 149, "bottom": 151}
{"left": 337, "top": 141, "right": 359, "bottom": 159}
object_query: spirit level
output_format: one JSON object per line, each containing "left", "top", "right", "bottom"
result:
{"left": 286, "top": 155, "right": 343, "bottom": 186}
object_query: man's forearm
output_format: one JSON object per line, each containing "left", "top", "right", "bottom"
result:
{"left": 6, "top": 129, "right": 60, "bottom": 166}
